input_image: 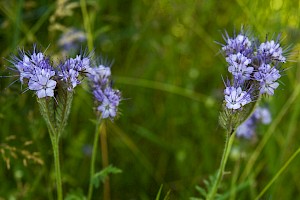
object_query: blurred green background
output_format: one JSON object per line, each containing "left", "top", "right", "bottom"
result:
{"left": 1, "top": 0, "right": 300, "bottom": 199}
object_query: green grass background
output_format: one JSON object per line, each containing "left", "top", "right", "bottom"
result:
{"left": 1, "top": 0, "right": 300, "bottom": 199}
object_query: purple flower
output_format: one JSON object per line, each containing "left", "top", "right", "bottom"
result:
{"left": 236, "top": 118, "right": 255, "bottom": 139}
{"left": 222, "top": 33, "right": 252, "bottom": 56}
{"left": 254, "top": 64, "right": 281, "bottom": 95}
{"left": 87, "top": 64, "right": 111, "bottom": 86}
{"left": 97, "top": 98, "right": 118, "bottom": 119}
{"left": 226, "top": 53, "right": 253, "bottom": 80}
{"left": 253, "top": 107, "right": 272, "bottom": 124}
{"left": 11, "top": 47, "right": 57, "bottom": 98}
{"left": 88, "top": 63, "right": 122, "bottom": 120}
{"left": 259, "top": 40, "right": 286, "bottom": 63}
{"left": 28, "top": 68, "right": 57, "bottom": 98}
{"left": 236, "top": 106, "right": 271, "bottom": 138}
{"left": 58, "top": 55, "right": 91, "bottom": 91}
{"left": 220, "top": 30, "right": 288, "bottom": 111}
{"left": 224, "top": 84, "right": 251, "bottom": 110}
{"left": 94, "top": 87, "right": 121, "bottom": 119}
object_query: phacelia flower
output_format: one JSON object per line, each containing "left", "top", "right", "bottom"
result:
{"left": 11, "top": 47, "right": 57, "bottom": 98}
{"left": 88, "top": 63, "right": 121, "bottom": 120}
{"left": 254, "top": 64, "right": 281, "bottom": 95}
{"left": 220, "top": 29, "right": 287, "bottom": 110}
{"left": 87, "top": 64, "right": 111, "bottom": 86}
{"left": 258, "top": 40, "right": 286, "bottom": 63}
{"left": 236, "top": 106, "right": 271, "bottom": 138}
{"left": 58, "top": 55, "right": 91, "bottom": 91}
{"left": 236, "top": 118, "right": 255, "bottom": 139}
{"left": 28, "top": 67, "right": 57, "bottom": 98}
{"left": 222, "top": 33, "right": 252, "bottom": 56}
{"left": 96, "top": 88, "right": 121, "bottom": 119}
{"left": 224, "top": 84, "right": 251, "bottom": 110}
{"left": 226, "top": 53, "right": 253, "bottom": 80}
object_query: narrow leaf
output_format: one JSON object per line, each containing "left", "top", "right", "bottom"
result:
{"left": 155, "top": 185, "right": 163, "bottom": 200}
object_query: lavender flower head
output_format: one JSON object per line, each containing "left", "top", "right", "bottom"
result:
{"left": 236, "top": 107, "right": 271, "bottom": 138}
{"left": 8, "top": 46, "right": 100, "bottom": 99}
{"left": 226, "top": 52, "right": 253, "bottom": 80}
{"left": 259, "top": 40, "right": 286, "bottom": 63}
{"left": 12, "top": 47, "right": 57, "bottom": 98}
{"left": 220, "top": 29, "right": 287, "bottom": 110}
{"left": 222, "top": 33, "right": 252, "bottom": 56}
{"left": 57, "top": 54, "right": 92, "bottom": 91}
{"left": 224, "top": 82, "right": 251, "bottom": 110}
{"left": 88, "top": 62, "right": 121, "bottom": 120}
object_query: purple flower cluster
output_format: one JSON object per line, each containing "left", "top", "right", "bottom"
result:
{"left": 11, "top": 46, "right": 91, "bottom": 97}
{"left": 236, "top": 107, "right": 271, "bottom": 139}
{"left": 57, "top": 55, "right": 92, "bottom": 91}
{"left": 10, "top": 46, "right": 122, "bottom": 120}
{"left": 221, "top": 31, "right": 286, "bottom": 110}
{"left": 13, "top": 48, "right": 57, "bottom": 98}
{"left": 88, "top": 64, "right": 121, "bottom": 120}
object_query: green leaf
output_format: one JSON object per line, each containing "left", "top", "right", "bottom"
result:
{"left": 92, "top": 165, "right": 122, "bottom": 188}
{"left": 65, "top": 188, "right": 86, "bottom": 200}
{"left": 155, "top": 185, "right": 163, "bottom": 200}
{"left": 155, "top": 185, "right": 171, "bottom": 200}
{"left": 195, "top": 185, "right": 207, "bottom": 197}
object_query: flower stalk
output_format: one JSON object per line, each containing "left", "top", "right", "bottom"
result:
{"left": 100, "top": 121, "right": 111, "bottom": 200}
{"left": 49, "top": 132, "right": 63, "bottom": 200}
{"left": 87, "top": 118, "right": 102, "bottom": 200}
{"left": 207, "top": 129, "right": 236, "bottom": 200}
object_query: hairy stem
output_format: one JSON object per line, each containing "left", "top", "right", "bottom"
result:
{"left": 207, "top": 129, "right": 236, "bottom": 200}
{"left": 50, "top": 133, "right": 63, "bottom": 200}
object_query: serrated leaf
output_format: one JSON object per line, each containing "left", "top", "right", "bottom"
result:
{"left": 203, "top": 179, "right": 210, "bottom": 187}
{"left": 195, "top": 185, "right": 207, "bottom": 196}
{"left": 92, "top": 165, "right": 122, "bottom": 188}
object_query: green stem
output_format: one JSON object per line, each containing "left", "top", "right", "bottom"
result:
{"left": 207, "top": 129, "right": 236, "bottom": 200}
{"left": 87, "top": 119, "right": 102, "bottom": 200}
{"left": 255, "top": 147, "right": 300, "bottom": 200}
{"left": 50, "top": 133, "right": 63, "bottom": 200}
{"left": 100, "top": 121, "right": 110, "bottom": 200}
{"left": 80, "top": 0, "right": 94, "bottom": 51}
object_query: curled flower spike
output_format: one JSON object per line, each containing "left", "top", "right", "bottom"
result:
{"left": 58, "top": 55, "right": 91, "bottom": 91}
{"left": 88, "top": 62, "right": 122, "bottom": 120}
{"left": 222, "top": 33, "right": 252, "bottom": 56}
{"left": 11, "top": 46, "right": 57, "bottom": 98}
{"left": 259, "top": 40, "right": 286, "bottom": 63}
{"left": 254, "top": 64, "right": 281, "bottom": 95}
